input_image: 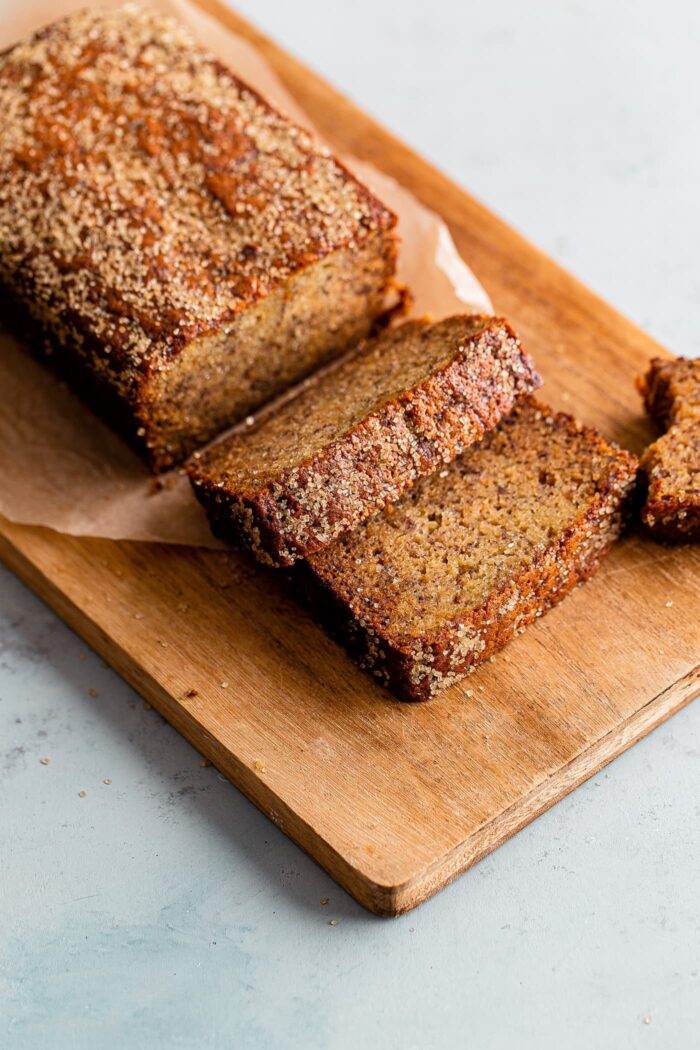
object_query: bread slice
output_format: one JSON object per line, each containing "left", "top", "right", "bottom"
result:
{"left": 0, "top": 7, "right": 397, "bottom": 471}
{"left": 299, "top": 398, "right": 638, "bottom": 701}
{"left": 638, "top": 357, "right": 700, "bottom": 540}
{"left": 638, "top": 356, "right": 700, "bottom": 427}
{"left": 189, "top": 315, "right": 541, "bottom": 565}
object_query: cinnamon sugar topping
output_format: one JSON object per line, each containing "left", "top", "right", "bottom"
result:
{"left": 0, "top": 6, "right": 393, "bottom": 393}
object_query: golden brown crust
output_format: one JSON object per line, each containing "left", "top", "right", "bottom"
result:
{"left": 297, "top": 398, "right": 639, "bottom": 701}
{"left": 637, "top": 357, "right": 700, "bottom": 541}
{"left": 641, "top": 492, "right": 700, "bottom": 541}
{"left": 189, "top": 316, "right": 542, "bottom": 565}
{"left": 0, "top": 6, "right": 397, "bottom": 470}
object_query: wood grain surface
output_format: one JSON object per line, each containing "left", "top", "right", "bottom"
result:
{"left": 2, "top": 0, "right": 699, "bottom": 914}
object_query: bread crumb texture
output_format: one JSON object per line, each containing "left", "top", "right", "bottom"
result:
{"left": 190, "top": 315, "right": 541, "bottom": 564}
{"left": 638, "top": 357, "right": 700, "bottom": 540}
{"left": 301, "top": 397, "right": 639, "bottom": 701}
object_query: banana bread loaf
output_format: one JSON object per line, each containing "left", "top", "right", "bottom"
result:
{"left": 299, "top": 398, "right": 639, "bottom": 701}
{"left": 0, "top": 7, "right": 397, "bottom": 471}
{"left": 189, "top": 315, "right": 541, "bottom": 565}
{"left": 638, "top": 357, "right": 700, "bottom": 540}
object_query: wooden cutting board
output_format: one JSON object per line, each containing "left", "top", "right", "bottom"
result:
{"left": 2, "top": 0, "right": 699, "bottom": 916}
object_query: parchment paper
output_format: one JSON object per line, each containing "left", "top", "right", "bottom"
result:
{"left": 0, "top": 0, "right": 492, "bottom": 547}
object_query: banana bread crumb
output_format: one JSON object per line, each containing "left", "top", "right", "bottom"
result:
{"left": 189, "top": 315, "right": 541, "bottom": 565}
{"left": 637, "top": 357, "right": 700, "bottom": 540}
{"left": 299, "top": 398, "right": 639, "bottom": 701}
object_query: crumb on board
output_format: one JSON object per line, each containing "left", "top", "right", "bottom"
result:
{"left": 133, "top": 612, "right": 144, "bottom": 620}
{"left": 220, "top": 681, "right": 230, "bottom": 689}
{"left": 665, "top": 600, "right": 674, "bottom": 607}
{"left": 253, "top": 759, "right": 267, "bottom": 772}
{"left": 185, "top": 688, "right": 199, "bottom": 698}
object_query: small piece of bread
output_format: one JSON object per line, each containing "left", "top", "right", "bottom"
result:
{"left": 189, "top": 315, "right": 541, "bottom": 565}
{"left": 299, "top": 398, "right": 638, "bottom": 701}
{"left": 637, "top": 357, "right": 700, "bottom": 540}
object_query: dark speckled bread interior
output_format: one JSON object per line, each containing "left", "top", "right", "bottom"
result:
{"left": 188, "top": 315, "right": 541, "bottom": 565}
{"left": 299, "top": 397, "right": 639, "bottom": 700}
{"left": 638, "top": 357, "right": 700, "bottom": 539}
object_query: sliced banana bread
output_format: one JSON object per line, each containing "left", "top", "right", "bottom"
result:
{"left": 0, "top": 7, "right": 397, "bottom": 471}
{"left": 189, "top": 315, "right": 541, "bottom": 565}
{"left": 299, "top": 398, "right": 639, "bottom": 701}
{"left": 638, "top": 357, "right": 700, "bottom": 540}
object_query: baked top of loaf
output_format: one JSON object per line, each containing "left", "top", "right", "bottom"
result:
{"left": 189, "top": 315, "right": 541, "bottom": 565}
{"left": 638, "top": 357, "right": 700, "bottom": 539}
{"left": 0, "top": 6, "right": 395, "bottom": 395}
{"left": 302, "top": 397, "right": 638, "bottom": 698}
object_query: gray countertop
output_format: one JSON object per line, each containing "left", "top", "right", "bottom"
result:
{"left": 1, "top": 1, "right": 699, "bottom": 1047}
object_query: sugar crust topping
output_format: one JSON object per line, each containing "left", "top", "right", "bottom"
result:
{"left": 0, "top": 6, "right": 393, "bottom": 387}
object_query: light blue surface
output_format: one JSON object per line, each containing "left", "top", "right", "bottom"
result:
{"left": 1, "top": 1, "right": 700, "bottom": 1046}
{"left": 2, "top": 566, "right": 700, "bottom": 1047}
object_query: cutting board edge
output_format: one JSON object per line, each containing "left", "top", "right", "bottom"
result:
{"left": 0, "top": 519, "right": 389, "bottom": 913}
{"left": 2, "top": 518, "right": 699, "bottom": 916}
{"left": 381, "top": 665, "right": 700, "bottom": 915}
